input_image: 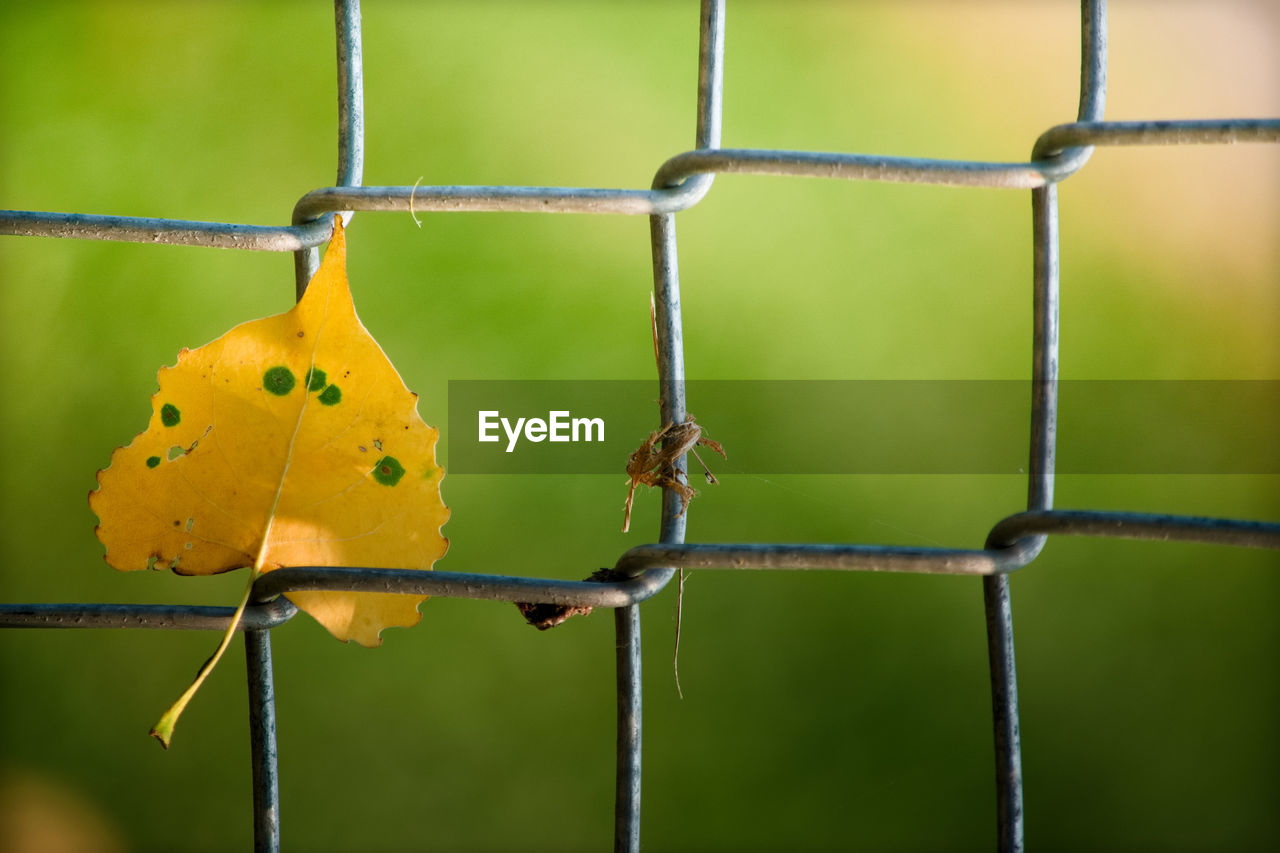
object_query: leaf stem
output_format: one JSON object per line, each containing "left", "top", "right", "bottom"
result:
{"left": 673, "top": 568, "right": 686, "bottom": 700}
{"left": 150, "top": 567, "right": 261, "bottom": 748}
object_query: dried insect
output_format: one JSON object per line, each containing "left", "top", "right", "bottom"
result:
{"left": 622, "top": 415, "right": 725, "bottom": 532}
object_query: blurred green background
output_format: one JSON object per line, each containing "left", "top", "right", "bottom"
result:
{"left": 2, "top": 1, "right": 1277, "bottom": 851}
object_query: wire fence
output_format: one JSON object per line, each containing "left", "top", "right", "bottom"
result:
{"left": 2, "top": 1, "right": 1278, "bottom": 851}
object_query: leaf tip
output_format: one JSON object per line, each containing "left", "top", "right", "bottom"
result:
{"left": 327, "top": 213, "right": 346, "bottom": 253}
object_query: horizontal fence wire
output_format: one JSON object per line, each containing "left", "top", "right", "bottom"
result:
{"left": 2, "top": 1, "right": 1278, "bottom": 851}
{"left": 6, "top": 116, "right": 1278, "bottom": 249}
{"left": 5, "top": 509, "right": 1277, "bottom": 630}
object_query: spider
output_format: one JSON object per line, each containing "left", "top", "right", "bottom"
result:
{"left": 622, "top": 415, "right": 725, "bottom": 532}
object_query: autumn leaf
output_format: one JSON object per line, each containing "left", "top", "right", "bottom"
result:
{"left": 89, "top": 217, "right": 448, "bottom": 744}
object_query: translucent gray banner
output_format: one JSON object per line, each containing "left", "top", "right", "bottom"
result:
{"left": 445, "top": 380, "right": 1279, "bottom": 475}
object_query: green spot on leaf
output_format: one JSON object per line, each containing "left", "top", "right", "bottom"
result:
{"left": 318, "top": 384, "right": 342, "bottom": 406}
{"left": 372, "top": 456, "right": 405, "bottom": 486}
{"left": 160, "top": 404, "right": 181, "bottom": 427}
{"left": 263, "top": 366, "right": 296, "bottom": 396}
{"left": 146, "top": 456, "right": 161, "bottom": 468}
{"left": 306, "top": 367, "right": 327, "bottom": 392}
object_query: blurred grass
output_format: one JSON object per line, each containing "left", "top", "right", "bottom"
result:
{"left": 1, "top": 1, "right": 1278, "bottom": 851}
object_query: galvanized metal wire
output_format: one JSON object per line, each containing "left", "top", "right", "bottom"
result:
{"left": 2, "top": 1, "right": 1278, "bottom": 851}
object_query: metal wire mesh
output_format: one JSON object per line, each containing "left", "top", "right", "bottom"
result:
{"left": 2, "top": 1, "right": 1278, "bottom": 851}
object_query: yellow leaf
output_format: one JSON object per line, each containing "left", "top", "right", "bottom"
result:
{"left": 90, "top": 219, "right": 450, "bottom": 648}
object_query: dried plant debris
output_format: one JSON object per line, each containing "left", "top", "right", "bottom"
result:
{"left": 515, "top": 569, "right": 625, "bottom": 630}
{"left": 622, "top": 416, "right": 725, "bottom": 532}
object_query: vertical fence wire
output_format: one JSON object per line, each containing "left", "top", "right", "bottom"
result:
{"left": 2, "top": 1, "right": 1279, "bottom": 850}
{"left": 254, "top": 2, "right": 364, "bottom": 847}
{"left": 295, "top": 0, "right": 364, "bottom": 297}
{"left": 245, "top": 627, "right": 281, "bottom": 853}
{"left": 981, "top": 6, "right": 1109, "bottom": 849}
{"left": 616, "top": 4, "right": 728, "bottom": 849}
